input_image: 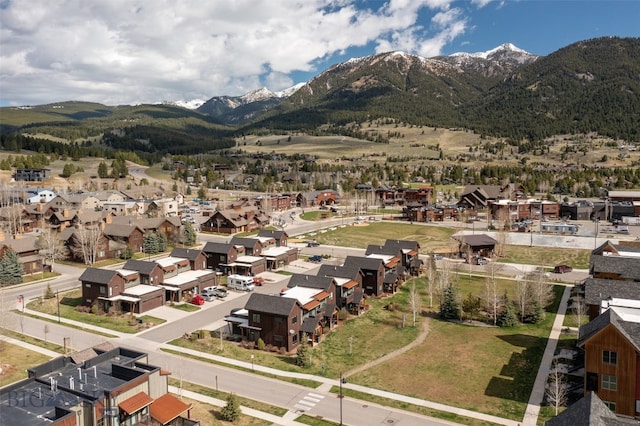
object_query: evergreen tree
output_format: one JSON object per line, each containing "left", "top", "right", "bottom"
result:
{"left": 158, "top": 232, "right": 168, "bottom": 252}
{"left": 497, "top": 292, "right": 518, "bottom": 327}
{"left": 295, "top": 334, "right": 311, "bottom": 367}
{"left": 61, "top": 163, "right": 75, "bottom": 178}
{"left": 220, "top": 393, "right": 241, "bottom": 422}
{"left": 97, "top": 161, "right": 109, "bottom": 178}
{"left": 0, "top": 248, "right": 24, "bottom": 286}
{"left": 143, "top": 232, "right": 160, "bottom": 254}
{"left": 439, "top": 284, "right": 460, "bottom": 320}
{"left": 182, "top": 221, "right": 196, "bottom": 246}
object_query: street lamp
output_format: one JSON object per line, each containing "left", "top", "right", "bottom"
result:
{"left": 594, "top": 218, "right": 600, "bottom": 248}
{"left": 56, "top": 290, "right": 61, "bottom": 323}
{"left": 339, "top": 374, "right": 343, "bottom": 424}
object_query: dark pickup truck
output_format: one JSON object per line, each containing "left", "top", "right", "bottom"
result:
{"left": 309, "top": 255, "right": 322, "bottom": 263}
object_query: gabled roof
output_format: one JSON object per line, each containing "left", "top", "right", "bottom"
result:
{"left": 170, "top": 248, "right": 203, "bottom": 261}
{"left": 383, "top": 239, "right": 420, "bottom": 253}
{"left": 287, "top": 274, "right": 335, "bottom": 291}
{"left": 2, "top": 236, "right": 39, "bottom": 254}
{"left": 317, "top": 263, "right": 362, "bottom": 281}
{"left": 245, "top": 293, "right": 299, "bottom": 316}
{"left": 344, "top": 255, "right": 383, "bottom": 271}
{"left": 79, "top": 268, "right": 118, "bottom": 284}
{"left": 546, "top": 392, "right": 625, "bottom": 426}
{"left": 123, "top": 259, "right": 161, "bottom": 275}
{"left": 229, "top": 236, "right": 262, "bottom": 248}
{"left": 257, "top": 229, "right": 288, "bottom": 239}
{"left": 584, "top": 278, "right": 640, "bottom": 306}
{"left": 578, "top": 307, "right": 640, "bottom": 352}
{"left": 454, "top": 234, "right": 497, "bottom": 247}
{"left": 202, "top": 241, "right": 235, "bottom": 254}
{"left": 103, "top": 223, "right": 143, "bottom": 238}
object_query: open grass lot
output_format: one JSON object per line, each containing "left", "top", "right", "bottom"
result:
{"left": 0, "top": 342, "right": 52, "bottom": 387}
{"left": 501, "top": 245, "right": 590, "bottom": 270}
{"left": 308, "top": 222, "right": 455, "bottom": 253}
{"left": 26, "top": 289, "right": 166, "bottom": 333}
{"left": 348, "top": 285, "right": 564, "bottom": 421}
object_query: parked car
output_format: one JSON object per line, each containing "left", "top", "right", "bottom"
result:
{"left": 190, "top": 295, "right": 205, "bottom": 305}
{"left": 433, "top": 254, "right": 443, "bottom": 260}
{"left": 309, "top": 254, "right": 323, "bottom": 263}
{"left": 227, "top": 275, "right": 255, "bottom": 292}
{"left": 307, "top": 240, "right": 320, "bottom": 247}
{"left": 553, "top": 265, "right": 573, "bottom": 274}
{"left": 252, "top": 277, "right": 265, "bottom": 286}
{"left": 203, "top": 286, "right": 228, "bottom": 298}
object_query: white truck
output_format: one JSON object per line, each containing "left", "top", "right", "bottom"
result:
{"left": 227, "top": 274, "right": 255, "bottom": 292}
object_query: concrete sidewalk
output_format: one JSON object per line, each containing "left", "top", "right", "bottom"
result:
{"left": 521, "top": 285, "right": 573, "bottom": 425}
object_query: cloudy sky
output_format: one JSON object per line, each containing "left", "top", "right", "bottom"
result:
{"left": 1, "top": 0, "right": 638, "bottom": 107}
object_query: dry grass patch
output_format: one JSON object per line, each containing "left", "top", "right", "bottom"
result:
{"left": 0, "top": 342, "right": 52, "bottom": 387}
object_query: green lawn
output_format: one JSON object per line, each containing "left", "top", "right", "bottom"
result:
{"left": 26, "top": 289, "right": 166, "bottom": 333}
{"left": 0, "top": 342, "right": 53, "bottom": 387}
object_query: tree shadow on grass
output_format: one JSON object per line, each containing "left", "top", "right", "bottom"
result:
{"left": 484, "top": 334, "right": 547, "bottom": 403}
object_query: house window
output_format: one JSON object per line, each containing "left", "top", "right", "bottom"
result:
{"left": 274, "top": 335, "right": 283, "bottom": 342}
{"left": 602, "top": 374, "right": 617, "bottom": 391}
{"left": 99, "top": 285, "right": 106, "bottom": 295}
{"left": 85, "top": 283, "right": 91, "bottom": 288}
{"left": 252, "top": 313, "right": 261, "bottom": 323}
{"left": 221, "top": 255, "right": 226, "bottom": 262}
{"left": 98, "top": 251, "right": 105, "bottom": 258}
{"left": 603, "top": 401, "right": 616, "bottom": 412}
{"left": 292, "top": 316, "right": 297, "bottom": 324}
{"left": 602, "top": 350, "right": 617, "bottom": 365}
{"left": 274, "top": 317, "right": 282, "bottom": 323}
{"left": 292, "top": 334, "right": 298, "bottom": 344}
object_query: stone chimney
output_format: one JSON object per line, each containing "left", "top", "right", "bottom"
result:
{"left": 63, "top": 209, "right": 69, "bottom": 218}
{"left": 36, "top": 203, "right": 43, "bottom": 212}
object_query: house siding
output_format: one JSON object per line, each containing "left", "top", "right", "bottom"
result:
{"left": 583, "top": 324, "right": 639, "bottom": 416}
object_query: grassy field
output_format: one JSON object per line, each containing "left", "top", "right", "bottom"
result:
{"left": 347, "top": 285, "right": 564, "bottom": 421}
{"left": 501, "top": 245, "right": 590, "bottom": 270}
{"left": 0, "top": 342, "right": 53, "bottom": 387}
{"left": 26, "top": 289, "right": 166, "bottom": 333}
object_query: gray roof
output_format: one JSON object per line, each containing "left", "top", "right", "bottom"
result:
{"left": 257, "top": 229, "right": 288, "bottom": 239}
{"left": 578, "top": 307, "right": 640, "bottom": 352}
{"left": 584, "top": 278, "right": 640, "bottom": 306}
{"left": 245, "top": 293, "right": 299, "bottom": 316}
{"left": 202, "top": 241, "right": 235, "bottom": 254}
{"left": 103, "top": 223, "right": 142, "bottom": 238}
{"left": 383, "top": 239, "right": 420, "bottom": 252}
{"left": 546, "top": 392, "right": 630, "bottom": 426}
{"left": 170, "top": 248, "right": 203, "bottom": 261}
{"left": 287, "top": 274, "right": 334, "bottom": 291}
{"left": 79, "top": 268, "right": 118, "bottom": 284}
{"left": 300, "top": 317, "right": 319, "bottom": 334}
{"left": 317, "top": 263, "right": 362, "bottom": 281}
{"left": 344, "top": 255, "right": 383, "bottom": 271}
{"left": 123, "top": 259, "right": 160, "bottom": 275}
{"left": 590, "top": 252, "right": 640, "bottom": 280}
{"left": 454, "top": 234, "right": 497, "bottom": 247}
{"left": 229, "top": 236, "right": 262, "bottom": 248}
{"left": 3, "top": 236, "right": 39, "bottom": 254}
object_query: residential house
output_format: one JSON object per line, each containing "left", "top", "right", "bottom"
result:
{"left": 296, "top": 189, "right": 339, "bottom": 207}
{"left": 80, "top": 268, "right": 126, "bottom": 311}
{"left": 243, "top": 292, "right": 303, "bottom": 352}
{"left": 343, "top": 256, "right": 385, "bottom": 296}
{"left": 59, "top": 227, "right": 111, "bottom": 264}
{"left": 102, "top": 200, "right": 146, "bottom": 216}
{"left": 154, "top": 256, "right": 216, "bottom": 302}
{"left": 201, "top": 206, "right": 269, "bottom": 234}
{"left": 65, "top": 193, "right": 101, "bottom": 211}
{"left": 103, "top": 223, "right": 144, "bottom": 254}
{"left": 590, "top": 241, "right": 640, "bottom": 281}
{"left": 0, "top": 234, "right": 45, "bottom": 275}
{"left": 457, "top": 184, "right": 527, "bottom": 210}
{"left": 0, "top": 344, "right": 197, "bottom": 426}
{"left": 112, "top": 216, "right": 182, "bottom": 245}
{"left": 317, "top": 263, "right": 365, "bottom": 314}
{"left": 287, "top": 273, "right": 339, "bottom": 331}
{"left": 453, "top": 234, "right": 497, "bottom": 258}
{"left": 260, "top": 244, "right": 299, "bottom": 270}
{"left": 48, "top": 209, "right": 77, "bottom": 231}
{"left": 280, "top": 285, "right": 336, "bottom": 344}
{"left": 257, "top": 229, "right": 289, "bottom": 247}
{"left": 14, "top": 168, "right": 51, "bottom": 182}
{"left": 367, "top": 239, "right": 422, "bottom": 276}
{"left": 577, "top": 303, "right": 640, "bottom": 417}
{"left": 146, "top": 198, "right": 180, "bottom": 217}
{"left": 25, "top": 188, "right": 57, "bottom": 205}
{"left": 124, "top": 259, "right": 164, "bottom": 286}
{"left": 170, "top": 248, "right": 207, "bottom": 270}
{"left": 229, "top": 236, "right": 263, "bottom": 256}
{"left": 201, "top": 242, "right": 239, "bottom": 272}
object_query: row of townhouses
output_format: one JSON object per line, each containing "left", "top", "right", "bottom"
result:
{"left": 223, "top": 239, "right": 423, "bottom": 353}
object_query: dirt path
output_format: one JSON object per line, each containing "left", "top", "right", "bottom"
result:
{"left": 343, "top": 317, "right": 430, "bottom": 378}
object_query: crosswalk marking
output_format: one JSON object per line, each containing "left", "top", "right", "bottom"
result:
{"left": 294, "top": 392, "right": 325, "bottom": 412}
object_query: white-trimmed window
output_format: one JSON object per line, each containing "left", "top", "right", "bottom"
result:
{"left": 604, "top": 401, "right": 616, "bottom": 412}
{"left": 602, "top": 350, "right": 617, "bottom": 365}
{"left": 602, "top": 374, "right": 617, "bottom": 391}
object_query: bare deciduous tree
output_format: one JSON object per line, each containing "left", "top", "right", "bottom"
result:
{"left": 516, "top": 276, "right": 532, "bottom": 323}
{"left": 37, "top": 227, "right": 68, "bottom": 272}
{"left": 425, "top": 257, "right": 436, "bottom": 308}
{"left": 407, "top": 280, "right": 422, "bottom": 327}
{"left": 71, "top": 226, "right": 104, "bottom": 265}
{"left": 546, "top": 361, "right": 568, "bottom": 416}
{"left": 572, "top": 294, "right": 587, "bottom": 327}
{"left": 530, "top": 272, "right": 553, "bottom": 311}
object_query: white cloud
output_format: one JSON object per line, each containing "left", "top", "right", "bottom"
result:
{"left": 0, "top": 0, "right": 471, "bottom": 106}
